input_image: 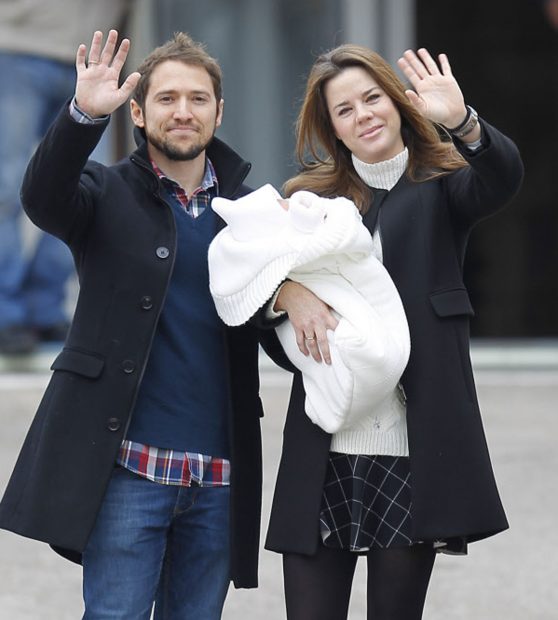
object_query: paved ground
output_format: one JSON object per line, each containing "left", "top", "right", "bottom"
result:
{"left": 0, "top": 349, "right": 557, "bottom": 618}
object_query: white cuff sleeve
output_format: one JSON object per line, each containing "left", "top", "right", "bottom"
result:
{"left": 265, "top": 281, "right": 288, "bottom": 320}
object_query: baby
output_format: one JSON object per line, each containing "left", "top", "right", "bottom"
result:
{"left": 208, "top": 184, "right": 410, "bottom": 434}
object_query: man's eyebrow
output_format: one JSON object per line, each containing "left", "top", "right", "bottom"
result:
{"left": 153, "top": 88, "right": 212, "bottom": 97}
{"left": 153, "top": 88, "right": 177, "bottom": 97}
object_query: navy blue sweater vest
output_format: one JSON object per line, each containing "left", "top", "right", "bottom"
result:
{"left": 126, "top": 197, "right": 230, "bottom": 458}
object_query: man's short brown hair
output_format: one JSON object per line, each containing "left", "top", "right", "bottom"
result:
{"left": 132, "top": 32, "right": 222, "bottom": 109}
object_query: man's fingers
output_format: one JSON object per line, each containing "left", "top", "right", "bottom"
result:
{"left": 76, "top": 44, "right": 87, "bottom": 72}
{"left": 119, "top": 72, "right": 141, "bottom": 99}
{"left": 110, "top": 38, "right": 132, "bottom": 74}
{"left": 100, "top": 30, "right": 118, "bottom": 66}
{"left": 88, "top": 31, "right": 103, "bottom": 65}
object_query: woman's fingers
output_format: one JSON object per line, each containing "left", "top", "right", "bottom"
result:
{"left": 437, "top": 53, "right": 453, "bottom": 76}
{"left": 417, "top": 48, "right": 441, "bottom": 75}
{"left": 400, "top": 49, "right": 429, "bottom": 80}
{"left": 278, "top": 282, "right": 337, "bottom": 365}
{"left": 398, "top": 48, "right": 450, "bottom": 82}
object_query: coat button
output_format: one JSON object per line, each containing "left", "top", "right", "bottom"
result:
{"left": 156, "top": 246, "right": 170, "bottom": 259}
{"left": 121, "top": 359, "right": 136, "bottom": 374}
{"left": 140, "top": 296, "right": 153, "bottom": 310}
{"left": 107, "top": 417, "right": 121, "bottom": 432}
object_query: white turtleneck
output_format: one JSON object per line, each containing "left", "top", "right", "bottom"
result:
{"left": 329, "top": 147, "right": 410, "bottom": 457}
{"left": 351, "top": 147, "right": 409, "bottom": 191}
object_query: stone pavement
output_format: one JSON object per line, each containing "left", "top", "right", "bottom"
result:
{"left": 0, "top": 345, "right": 557, "bottom": 619}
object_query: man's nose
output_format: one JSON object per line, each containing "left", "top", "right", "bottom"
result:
{"left": 174, "top": 99, "right": 193, "bottom": 119}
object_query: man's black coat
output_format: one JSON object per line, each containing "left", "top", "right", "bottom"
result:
{"left": 0, "top": 106, "right": 266, "bottom": 588}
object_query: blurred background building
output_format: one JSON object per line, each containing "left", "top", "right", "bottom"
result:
{"left": 4, "top": 0, "right": 557, "bottom": 344}
{"left": 120, "top": 0, "right": 557, "bottom": 339}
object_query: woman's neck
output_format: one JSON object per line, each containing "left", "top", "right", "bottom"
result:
{"left": 351, "top": 148, "right": 409, "bottom": 191}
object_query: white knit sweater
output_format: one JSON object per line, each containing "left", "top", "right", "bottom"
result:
{"left": 208, "top": 182, "right": 410, "bottom": 454}
{"left": 330, "top": 149, "right": 409, "bottom": 454}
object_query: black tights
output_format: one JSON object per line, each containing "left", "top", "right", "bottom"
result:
{"left": 283, "top": 544, "right": 436, "bottom": 620}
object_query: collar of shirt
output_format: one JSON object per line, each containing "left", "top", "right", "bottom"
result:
{"left": 151, "top": 158, "right": 219, "bottom": 218}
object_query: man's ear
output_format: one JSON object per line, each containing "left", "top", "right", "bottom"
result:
{"left": 216, "top": 98, "right": 224, "bottom": 128}
{"left": 130, "top": 99, "right": 145, "bottom": 128}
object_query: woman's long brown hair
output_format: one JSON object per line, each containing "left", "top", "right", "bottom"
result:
{"left": 283, "top": 44, "right": 467, "bottom": 212}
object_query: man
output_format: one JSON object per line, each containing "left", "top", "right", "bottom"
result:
{"left": 0, "top": 30, "right": 268, "bottom": 618}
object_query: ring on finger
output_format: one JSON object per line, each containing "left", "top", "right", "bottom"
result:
{"left": 304, "top": 336, "right": 316, "bottom": 341}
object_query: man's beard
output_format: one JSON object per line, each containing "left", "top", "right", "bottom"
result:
{"left": 146, "top": 127, "right": 215, "bottom": 161}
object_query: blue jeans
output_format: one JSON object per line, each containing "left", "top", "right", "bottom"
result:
{"left": 82, "top": 467, "right": 231, "bottom": 620}
{"left": 0, "top": 52, "right": 112, "bottom": 329}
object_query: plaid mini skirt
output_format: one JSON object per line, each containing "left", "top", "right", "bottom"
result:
{"left": 319, "top": 452, "right": 468, "bottom": 554}
{"left": 319, "top": 453, "right": 413, "bottom": 552}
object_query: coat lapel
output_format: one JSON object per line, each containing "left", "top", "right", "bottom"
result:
{"left": 372, "top": 175, "right": 420, "bottom": 272}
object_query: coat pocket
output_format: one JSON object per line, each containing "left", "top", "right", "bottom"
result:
{"left": 429, "top": 288, "right": 475, "bottom": 317}
{"left": 50, "top": 347, "right": 105, "bottom": 379}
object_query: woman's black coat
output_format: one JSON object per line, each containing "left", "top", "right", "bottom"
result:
{"left": 0, "top": 107, "right": 266, "bottom": 588}
{"left": 265, "top": 120, "right": 524, "bottom": 554}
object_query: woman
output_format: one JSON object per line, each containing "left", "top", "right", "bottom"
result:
{"left": 265, "top": 46, "right": 523, "bottom": 619}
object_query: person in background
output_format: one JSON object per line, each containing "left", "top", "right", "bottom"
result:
{"left": 539, "top": 0, "right": 558, "bottom": 28}
{"left": 0, "top": 30, "right": 268, "bottom": 618}
{"left": 263, "top": 44, "right": 523, "bottom": 619}
{"left": 0, "top": 0, "right": 133, "bottom": 354}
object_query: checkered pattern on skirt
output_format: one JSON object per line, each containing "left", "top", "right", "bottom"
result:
{"left": 319, "top": 453, "right": 413, "bottom": 552}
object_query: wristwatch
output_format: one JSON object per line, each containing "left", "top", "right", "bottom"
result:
{"left": 444, "top": 106, "right": 479, "bottom": 139}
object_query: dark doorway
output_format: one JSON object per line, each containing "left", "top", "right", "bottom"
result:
{"left": 417, "top": 0, "right": 558, "bottom": 336}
